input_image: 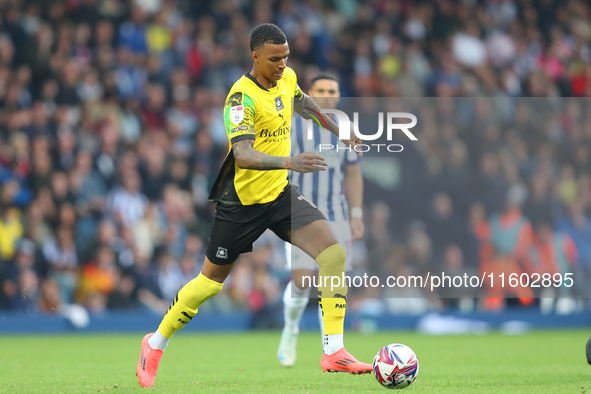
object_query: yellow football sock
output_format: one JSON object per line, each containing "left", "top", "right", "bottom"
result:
{"left": 316, "top": 243, "right": 347, "bottom": 336}
{"left": 157, "top": 273, "right": 223, "bottom": 338}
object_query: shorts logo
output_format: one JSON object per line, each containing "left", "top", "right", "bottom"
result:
{"left": 230, "top": 105, "right": 244, "bottom": 124}
{"left": 297, "top": 194, "right": 317, "bottom": 209}
{"left": 275, "top": 97, "right": 284, "bottom": 111}
{"left": 216, "top": 247, "right": 228, "bottom": 259}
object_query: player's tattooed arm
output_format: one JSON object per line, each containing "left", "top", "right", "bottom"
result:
{"left": 233, "top": 139, "right": 327, "bottom": 173}
{"left": 294, "top": 93, "right": 363, "bottom": 156}
{"left": 294, "top": 93, "right": 340, "bottom": 137}
{"left": 233, "top": 139, "right": 289, "bottom": 170}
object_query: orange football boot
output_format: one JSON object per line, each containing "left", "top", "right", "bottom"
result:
{"left": 136, "top": 333, "right": 164, "bottom": 387}
{"left": 320, "top": 347, "right": 373, "bottom": 374}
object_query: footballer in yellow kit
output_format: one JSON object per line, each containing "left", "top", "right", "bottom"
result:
{"left": 204, "top": 65, "right": 324, "bottom": 264}
{"left": 209, "top": 66, "right": 302, "bottom": 206}
{"left": 136, "top": 23, "right": 370, "bottom": 389}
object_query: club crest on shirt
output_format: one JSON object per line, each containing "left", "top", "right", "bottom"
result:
{"left": 275, "top": 96, "right": 284, "bottom": 111}
{"left": 230, "top": 105, "right": 244, "bottom": 124}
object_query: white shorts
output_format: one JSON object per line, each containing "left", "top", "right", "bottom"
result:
{"left": 285, "top": 220, "right": 353, "bottom": 271}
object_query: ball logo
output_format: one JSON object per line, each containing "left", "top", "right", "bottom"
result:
{"left": 373, "top": 343, "right": 419, "bottom": 389}
{"left": 230, "top": 106, "right": 244, "bottom": 124}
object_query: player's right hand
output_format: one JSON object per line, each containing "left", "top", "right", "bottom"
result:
{"left": 289, "top": 152, "right": 328, "bottom": 173}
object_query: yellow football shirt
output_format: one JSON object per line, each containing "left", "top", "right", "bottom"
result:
{"left": 208, "top": 67, "right": 303, "bottom": 205}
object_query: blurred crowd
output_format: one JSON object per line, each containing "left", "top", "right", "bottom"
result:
{"left": 354, "top": 98, "right": 591, "bottom": 315}
{"left": 1, "top": 0, "right": 591, "bottom": 319}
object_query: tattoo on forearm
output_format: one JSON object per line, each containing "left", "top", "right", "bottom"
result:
{"left": 233, "top": 139, "right": 287, "bottom": 170}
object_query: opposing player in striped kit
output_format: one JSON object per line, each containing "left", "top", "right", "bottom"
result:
{"left": 277, "top": 74, "right": 365, "bottom": 367}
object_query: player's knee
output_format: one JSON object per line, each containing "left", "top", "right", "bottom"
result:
{"left": 316, "top": 243, "right": 346, "bottom": 272}
{"left": 201, "top": 257, "right": 235, "bottom": 284}
{"left": 188, "top": 272, "right": 224, "bottom": 299}
{"left": 292, "top": 269, "right": 314, "bottom": 289}
{"left": 200, "top": 272, "right": 227, "bottom": 286}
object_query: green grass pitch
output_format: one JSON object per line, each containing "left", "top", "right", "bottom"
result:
{"left": 0, "top": 330, "right": 589, "bottom": 393}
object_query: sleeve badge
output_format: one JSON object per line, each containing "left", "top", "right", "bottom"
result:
{"left": 230, "top": 105, "right": 244, "bottom": 124}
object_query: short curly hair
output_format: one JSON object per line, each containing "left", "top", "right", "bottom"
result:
{"left": 250, "top": 23, "right": 287, "bottom": 52}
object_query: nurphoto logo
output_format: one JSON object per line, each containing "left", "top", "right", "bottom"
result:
{"left": 303, "top": 108, "right": 418, "bottom": 153}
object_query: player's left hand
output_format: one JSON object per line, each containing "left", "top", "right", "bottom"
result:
{"left": 350, "top": 217, "right": 365, "bottom": 240}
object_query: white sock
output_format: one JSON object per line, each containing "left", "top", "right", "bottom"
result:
{"left": 148, "top": 329, "right": 170, "bottom": 351}
{"left": 323, "top": 334, "right": 344, "bottom": 355}
{"left": 283, "top": 281, "right": 310, "bottom": 335}
{"left": 318, "top": 299, "right": 343, "bottom": 355}
{"left": 317, "top": 304, "right": 324, "bottom": 345}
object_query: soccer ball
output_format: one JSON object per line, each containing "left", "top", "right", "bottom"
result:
{"left": 372, "top": 344, "right": 419, "bottom": 389}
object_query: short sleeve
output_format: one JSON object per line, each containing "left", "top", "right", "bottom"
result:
{"left": 224, "top": 92, "right": 257, "bottom": 144}
{"left": 294, "top": 83, "right": 303, "bottom": 99}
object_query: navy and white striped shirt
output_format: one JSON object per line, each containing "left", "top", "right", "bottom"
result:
{"left": 290, "top": 115, "right": 361, "bottom": 222}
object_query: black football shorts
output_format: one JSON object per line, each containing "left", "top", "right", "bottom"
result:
{"left": 205, "top": 184, "right": 326, "bottom": 265}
